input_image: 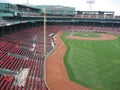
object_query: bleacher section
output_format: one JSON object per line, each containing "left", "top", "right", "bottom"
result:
{"left": 71, "top": 26, "right": 120, "bottom": 33}
{"left": 0, "top": 27, "right": 54, "bottom": 90}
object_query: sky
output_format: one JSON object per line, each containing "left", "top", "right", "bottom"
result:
{"left": 0, "top": 0, "right": 120, "bottom": 15}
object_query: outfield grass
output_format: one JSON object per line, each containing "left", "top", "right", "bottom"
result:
{"left": 62, "top": 32, "right": 120, "bottom": 90}
{"left": 71, "top": 32, "right": 100, "bottom": 38}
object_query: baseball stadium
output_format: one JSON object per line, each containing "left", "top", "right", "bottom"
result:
{"left": 0, "top": 1, "right": 120, "bottom": 90}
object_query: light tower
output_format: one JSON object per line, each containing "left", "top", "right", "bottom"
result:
{"left": 27, "top": 0, "right": 29, "bottom": 5}
{"left": 86, "top": 0, "right": 95, "bottom": 10}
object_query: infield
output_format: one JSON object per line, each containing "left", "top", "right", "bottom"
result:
{"left": 62, "top": 32, "right": 120, "bottom": 90}
{"left": 70, "top": 32, "right": 100, "bottom": 38}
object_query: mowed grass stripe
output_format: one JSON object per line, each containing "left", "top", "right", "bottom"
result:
{"left": 62, "top": 32, "right": 120, "bottom": 90}
{"left": 71, "top": 32, "right": 100, "bottom": 38}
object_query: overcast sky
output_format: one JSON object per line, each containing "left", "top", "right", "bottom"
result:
{"left": 0, "top": 0, "right": 120, "bottom": 15}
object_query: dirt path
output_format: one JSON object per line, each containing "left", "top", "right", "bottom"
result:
{"left": 67, "top": 33, "right": 117, "bottom": 40}
{"left": 46, "top": 31, "right": 89, "bottom": 90}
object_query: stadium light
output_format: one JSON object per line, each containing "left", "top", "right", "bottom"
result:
{"left": 86, "top": 0, "right": 95, "bottom": 10}
{"left": 27, "top": 0, "right": 29, "bottom": 5}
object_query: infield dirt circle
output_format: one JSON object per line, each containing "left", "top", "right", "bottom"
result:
{"left": 67, "top": 33, "right": 117, "bottom": 40}
{"left": 46, "top": 32, "right": 117, "bottom": 90}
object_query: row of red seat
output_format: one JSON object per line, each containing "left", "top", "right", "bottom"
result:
{"left": 59, "top": 25, "right": 120, "bottom": 34}
{"left": 0, "top": 75, "right": 17, "bottom": 90}
{"left": 0, "top": 26, "right": 51, "bottom": 90}
{"left": 0, "top": 56, "right": 28, "bottom": 71}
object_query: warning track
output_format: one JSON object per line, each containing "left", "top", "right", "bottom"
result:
{"left": 46, "top": 31, "right": 89, "bottom": 90}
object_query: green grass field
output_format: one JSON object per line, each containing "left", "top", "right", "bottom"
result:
{"left": 71, "top": 32, "right": 100, "bottom": 38}
{"left": 62, "top": 32, "right": 120, "bottom": 90}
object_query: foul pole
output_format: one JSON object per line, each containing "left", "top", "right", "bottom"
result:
{"left": 43, "top": 8, "right": 50, "bottom": 89}
{"left": 44, "top": 8, "right": 46, "bottom": 57}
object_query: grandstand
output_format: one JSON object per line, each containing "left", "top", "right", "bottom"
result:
{"left": 76, "top": 11, "right": 114, "bottom": 19}
{"left": 35, "top": 5, "right": 75, "bottom": 16}
{"left": 0, "top": 2, "right": 120, "bottom": 90}
{"left": 16, "top": 4, "right": 41, "bottom": 17}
